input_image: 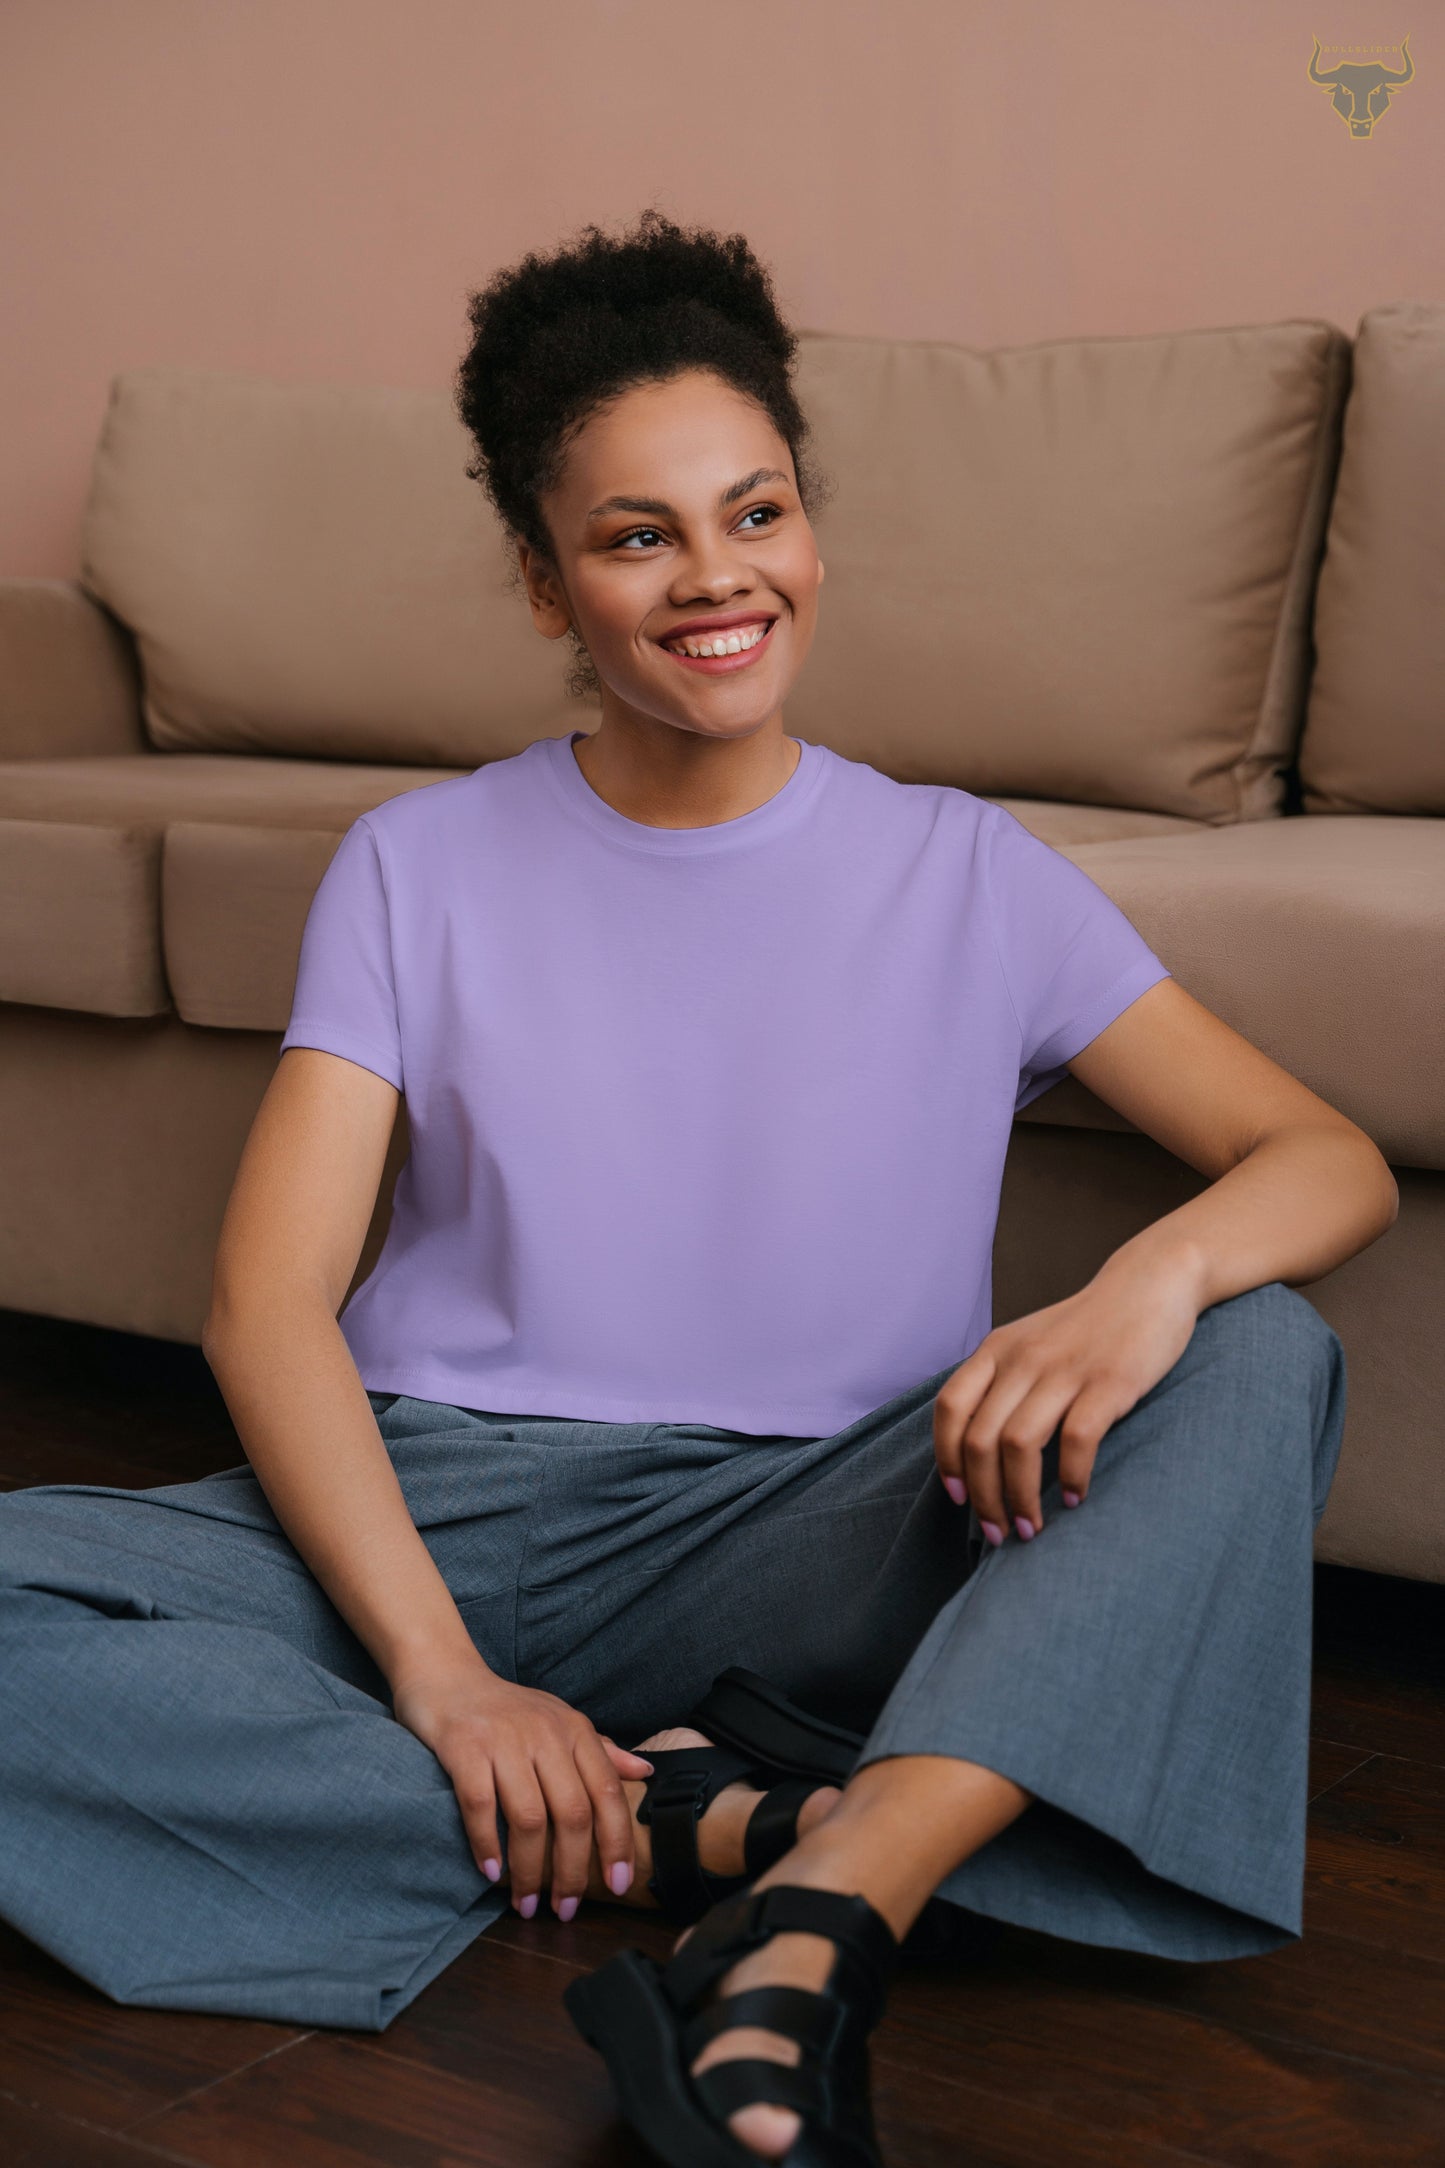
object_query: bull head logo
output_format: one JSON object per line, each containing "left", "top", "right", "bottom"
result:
{"left": 1308, "top": 34, "right": 1414, "bottom": 136}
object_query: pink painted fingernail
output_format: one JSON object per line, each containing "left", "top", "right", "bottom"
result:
{"left": 608, "top": 1860, "right": 633, "bottom": 1896}
{"left": 942, "top": 1475, "right": 967, "bottom": 1506}
{"left": 1063, "top": 1488, "right": 1082, "bottom": 1508}
{"left": 980, "top": 1520, "right": 1004, "bottom": 1547}
{"left": 481, "top": 1857, "right": 501, "bottom": 1883}
{"left": 516, "top": 1892, "right": 538, "bottom": 1920}
{"left": 555, "top": 1896, "right": 579, "bottom": 1922}
{"left": 1015, "top": 1516, "right": 1036, "bottom": 1541}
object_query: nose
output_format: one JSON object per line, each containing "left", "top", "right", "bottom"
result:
{"left": 669, "top": 529, "right": 755, "bottom": 606}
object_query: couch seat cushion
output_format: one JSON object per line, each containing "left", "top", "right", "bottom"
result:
{"left": 982, "top": 797, "right": 1207, "bottom": 846}
{"left": 1023, "top": 815, "right": 1443, "bottom": 1169}
{"left": 0, "top": 818, "right": 166, "bottom": 1016}
{"left": 163, "top": 823, "right": 359, "bottom": 1030}
{"left": 0, "top": 753, "right": 463, "bottom": 1018}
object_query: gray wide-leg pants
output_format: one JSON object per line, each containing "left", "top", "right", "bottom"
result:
{"left": 0, "top": 1281, "right": 1346, "bottom": 2031}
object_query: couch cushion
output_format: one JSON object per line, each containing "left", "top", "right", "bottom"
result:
{"left": 981, "top": 798, "right": 1206, "bottom": 846}
{"left": 163, "top": 823, "right": 348, "bottom": 1030}
{"left": 785, "top": 319, "right": 1349, "bottom": 824}
{"left": 0, "top": 753, "right": 462, "bottom": 1018}
{"left": 78, "top": 325, "right": 1347, "bottom": 815}
{"left": 0, "top": 752, "right": 468, "bottom": 831}
{"left": 79, "top": 366, "right": 592, "bottom": 767}
{"left": 1299, "top": 301, "right": 1445, "bottom": 815}
{"left": 0, "top": 819, "right": 166, "bottom": 1016}
{"left": 1026, "top": 815, "right": 1444, "bottom": 1169}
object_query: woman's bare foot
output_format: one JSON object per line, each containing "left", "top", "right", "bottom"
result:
{"left": 588, "top": 1725, "right": 841, "bottom": 1909}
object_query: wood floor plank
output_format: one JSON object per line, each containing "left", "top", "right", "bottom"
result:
{"left": 1310, "top": 1565, "right": 1445, "bottom": 1767}
{"left": 333, "top": 1926, "right": 1220, "bottom": 2168}
{"left": 1306, "top": 1738, "right": 1375, "bottom": 1800}
{"left": 1303, "top": 1753, "right": 1445, "bottom": 1961}
{"left": 0, "top": 1311, "right": 242, "bottom": 1492}
{"left": 922, "top": 1916, "right": 1445, "bottom": 2089}
{"left": 882, "top": 1946, "right": 1445, "bottom": 2165}
{"left": 0, "top": 1922, "right": 304, "bottom": 2133}
{"left": 128, "top": 2023, "right": 635, "bottom": 2167}
{"left": 0, "top": 2087, "right": 195, "bottom": 2165}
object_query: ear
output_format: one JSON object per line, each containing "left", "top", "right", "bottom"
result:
{"left": 516, "top": 540, "right": 574, "bottom": 642}
{"left": 816, "top": 557, "right": 826, "bottom": 589}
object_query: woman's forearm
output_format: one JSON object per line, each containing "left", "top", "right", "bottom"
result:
{"left": 1093, "top": 1118, "right": 1399, "bottom": 1314}
{"left": 202, "top": 1294, "right": 485, "bottom": 1691}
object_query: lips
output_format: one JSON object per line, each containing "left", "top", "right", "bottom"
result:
{"left": 656, "top": 617, "right": 779, "bottom": 675}
{"left": 658, "top": 609, "right": 779, "bottom": 643}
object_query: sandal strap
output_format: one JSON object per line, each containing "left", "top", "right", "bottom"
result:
{"left": 662, "top": 1884, "right": 897, "bottom": 2021}
{"left": 682, "top": 1983, "right": 842, "bottom": 2063}
{"left": 743, "top": 1776, "right": 817, "bottom": 1880}
{"left": 635, "top": 1745, "right": 761, "bottom": 1922}
{"left": 688, "top": 1667, "right": 864, "bottom": 1786}
{"left": 692, "top": 2056, "right": 824, "bottom": 2122}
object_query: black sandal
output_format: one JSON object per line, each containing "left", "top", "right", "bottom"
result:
{"left": 684, "top": 1667, "right": 1003, "bottom": 1965}
{"left": 688, "top": 1666, "right": 866, "bottom": 1787}
{"left": 565, "top": 1880, "right": 897, "bottom": 2167}
{"left": 632, "top": 1742, "right": 829, "bottom": 1926}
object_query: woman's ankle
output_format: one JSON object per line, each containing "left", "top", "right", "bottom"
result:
{"left": 747, "top": 1752, "right": 1034, "bottom": 1943}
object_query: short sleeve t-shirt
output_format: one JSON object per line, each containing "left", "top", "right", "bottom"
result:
{"left": 279, "top": 731, "right": 1171, "bottom": 1436}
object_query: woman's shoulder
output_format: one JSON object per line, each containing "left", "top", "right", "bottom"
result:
{"left": 359, "top": 738, "right": 551, "bottom": 860}
{"left": 823, "top": 743, "right": 994, "bottom": 836}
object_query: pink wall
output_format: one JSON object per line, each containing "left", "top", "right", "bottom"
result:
{"left": 2, "top": 0, "right": 1438, "bottom": 576}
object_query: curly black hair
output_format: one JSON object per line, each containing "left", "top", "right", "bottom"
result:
{"left": 455, "top": 206, "right": 833, "bottom": 698}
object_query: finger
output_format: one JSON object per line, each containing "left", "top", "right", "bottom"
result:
{"left": 997, "top": 1431, "right": 1047, "bottom": 1537}
{"left": 960, "top": 1364, "right": 1041, "bottom": 1542}
{"left": 495, "top": 1760, "right": 549, "bottom": 1918}
{"left": 450, "top": 1758, "right": 503, "bottom": 1886}
{"left": 578, "top": 1732, "right": 638, "bottom": 1899}
{"left": 536, "top": 1751, "right": 596, "bottom": 1919}
{"left": 934, "top": 1349, "right": 998, "bottom": 1498}
{"left": 1057, "top": 1379, "right": 1124, "bottom": 1504}
{"left": 599, "top": 1736, "right": 655, "bottom": 1779}
{"left": 993, "top": 1373, "right": 1085, "bottom": 1534}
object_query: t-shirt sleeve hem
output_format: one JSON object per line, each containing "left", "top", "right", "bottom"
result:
{"left": 1030, "top": 956, "right": 1173, "bottom": 1076}
{"left": 279, "top": 1024, "right": 404, "bottom": 1093}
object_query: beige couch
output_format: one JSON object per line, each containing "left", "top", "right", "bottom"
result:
{"left": 2, "top": 303, "right": 1440, "bottom": 1580}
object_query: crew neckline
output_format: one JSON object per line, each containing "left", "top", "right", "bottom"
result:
{"left": 539, "top": 729, "right": 828, "bottom": 856}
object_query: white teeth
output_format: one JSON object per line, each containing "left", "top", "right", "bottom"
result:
{"left": 666, "top": 622, "right": 771, "bottom": 658}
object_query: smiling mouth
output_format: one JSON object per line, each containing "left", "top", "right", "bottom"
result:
{"left": 655, "top": 618, "right": 779, "bottom": 674}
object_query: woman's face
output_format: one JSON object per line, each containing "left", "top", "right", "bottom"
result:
{"left": 518, "top": 367, "right": 824, "bottom": 743}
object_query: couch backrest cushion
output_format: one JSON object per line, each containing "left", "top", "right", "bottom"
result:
{"left": 80, "top": 324, "right": 1348, "bottom": 812}
{"left": 79, "top": 367, "right": 589, "bottom": 765}
{"left": 1298, "top": 301, "right": 1445, "bottom": 815}
{"left": 784, "top": 320, "right": 1349, "bottom": 823}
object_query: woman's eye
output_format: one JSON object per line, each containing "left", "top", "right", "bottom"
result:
{"left": 615, "top": 526, "right": 667, "bottom": 550}
{"left": 738, "top": 504, "right": 781, "bottom": 531}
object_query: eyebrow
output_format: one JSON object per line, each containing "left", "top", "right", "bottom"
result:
{"left": 585, "top": 467, "right": 791, "bottom": 523}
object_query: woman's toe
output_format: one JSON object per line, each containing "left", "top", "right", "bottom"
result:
{"left": 691, "top": 2027, "right": 801, "bottom": 2160}
{"left": 728, "top": 2100, "right": 802, "bottom": 2158}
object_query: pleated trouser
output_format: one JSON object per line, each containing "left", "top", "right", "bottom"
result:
{"left": 0, "top": 1279, "right": 1346, "bottom": 2030}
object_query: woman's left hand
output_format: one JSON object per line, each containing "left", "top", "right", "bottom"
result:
{"left": 933, "top": 1251, "right": 1204, "bottom": 1544}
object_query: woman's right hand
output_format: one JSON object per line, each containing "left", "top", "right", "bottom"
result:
{"left": 390, "top": 1655, "right": 654, "bottom": 1920}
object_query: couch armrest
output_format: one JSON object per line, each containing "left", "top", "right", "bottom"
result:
{"left": 0, "top": 579, "right": 146, "bottom": 760}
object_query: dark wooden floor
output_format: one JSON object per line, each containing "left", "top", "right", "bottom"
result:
{"left": 1, "top": 1308, "right": 1442, "bottom": 2167}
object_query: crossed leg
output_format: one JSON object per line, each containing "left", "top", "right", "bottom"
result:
{"left": 536, "top": 1282, "right": 1347, "bottom": 2158}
